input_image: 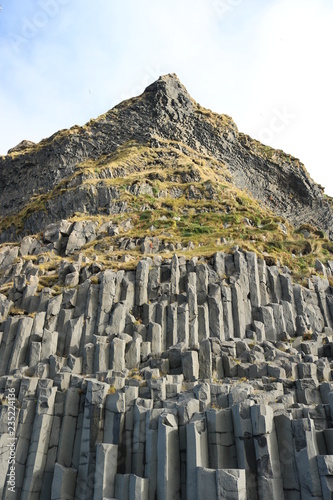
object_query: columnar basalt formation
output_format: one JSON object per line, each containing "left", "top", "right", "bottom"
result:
{"left": 1, "top": 75, "right": 333, "bottom": 500}
{"left": 1, "top": 238, "right": 333, "bottom": 499}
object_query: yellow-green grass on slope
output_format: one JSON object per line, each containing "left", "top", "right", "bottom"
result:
{"left": 0, "top": 140, "right": 231, "bottom": 233}
{"left": 35, "top": 205, "right": 333, "bottom": 287}
{"left": 0, "top": 222, "right": 332, "bottom": 299}
{"left": 2, "top": 183, "right": 333, "bottom": 283}
{"left": 1, "top": 140, "right": 333, "bottom": 293}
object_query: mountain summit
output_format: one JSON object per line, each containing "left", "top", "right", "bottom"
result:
{"left": 2, "top": 75, "right": 333, "bottom": 500}
{"left": 0, "top": 73, "right": 332, "bottom": 247}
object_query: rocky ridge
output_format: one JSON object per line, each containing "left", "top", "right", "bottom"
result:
{"left": 1, "top": 75, "right": 333, "bottom": 500}
{"left": 0, "top": 74, "right": 332, "bottom": 242}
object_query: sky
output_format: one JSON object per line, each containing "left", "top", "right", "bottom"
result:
{"left": 0, "top": 0, "right": 332, "bottom": 194}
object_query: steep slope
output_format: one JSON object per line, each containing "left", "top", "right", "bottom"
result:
{"left": 2, "top": 75, "right": 333, "bottom": 500}
{"left": 0, "top": 74, "right": 332, "bottom": 244}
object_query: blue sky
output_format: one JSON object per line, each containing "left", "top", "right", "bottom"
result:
{"left": 1, "top": 0, "right": 333, "bottom": 194}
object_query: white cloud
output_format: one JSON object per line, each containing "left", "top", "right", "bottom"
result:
{"left": 229, "top": 0, "right": 333, "bottom": 192}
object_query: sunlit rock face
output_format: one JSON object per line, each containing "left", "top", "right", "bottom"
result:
{"left": 1, "top": 75, "right": 333, "bottom": 500}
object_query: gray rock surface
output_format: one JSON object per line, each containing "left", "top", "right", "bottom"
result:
{"left": 1, "top": 74, "right": 332, "bottom": 242}
{"left": 0, "top": 251, "right": 332, "bottom": 499}
{"left": 3, "top": 73, "right": 333, "bottom": 500}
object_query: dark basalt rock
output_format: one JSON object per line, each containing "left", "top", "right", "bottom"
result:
{"left": 7, "top": 139, "right": 36, "bottom": 154}
{"left": 0, "top": 73, "right": 332, "bottom": 242}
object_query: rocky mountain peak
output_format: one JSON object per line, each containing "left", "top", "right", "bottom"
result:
{"left": 2, "top": 75, "right": 333, "bottom": 500}
{"left": 144, "top": 72, "right": 186, "bottom": 95}
{"left": 143, "top": 73, "right": 194, "bottom": 116}
{"left": 0, "top": 74, "right": 332, "bottom": 247}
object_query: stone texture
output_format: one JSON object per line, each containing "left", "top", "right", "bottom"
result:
{"left": 3, "top": 74, "right": 333, "bottom": 500}
{"left": 0, "top": 252, "right": 332, "bottom": 500}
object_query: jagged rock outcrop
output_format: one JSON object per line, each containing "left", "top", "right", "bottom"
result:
{"left": 0, "top": 74, "right": 332, "bottom": 242}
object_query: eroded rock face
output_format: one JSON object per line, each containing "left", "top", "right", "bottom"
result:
{"left": 0, "top": 250, "right": 333, "bottom": 498}
{"left": 1, "top": 74, "right": 332, "bottom": 242}
{"left": 1, "top": 74, "right": 333, "bottom": 499}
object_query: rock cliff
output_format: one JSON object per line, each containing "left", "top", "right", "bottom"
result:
{"left": 1, "top": 75, "right": 333, "bottom": 500}
{"left": 1, "top": 246, "right": 333, "bottom": 499}
{"left": 0, "top": 74, "right": 332, "bottom": 242}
